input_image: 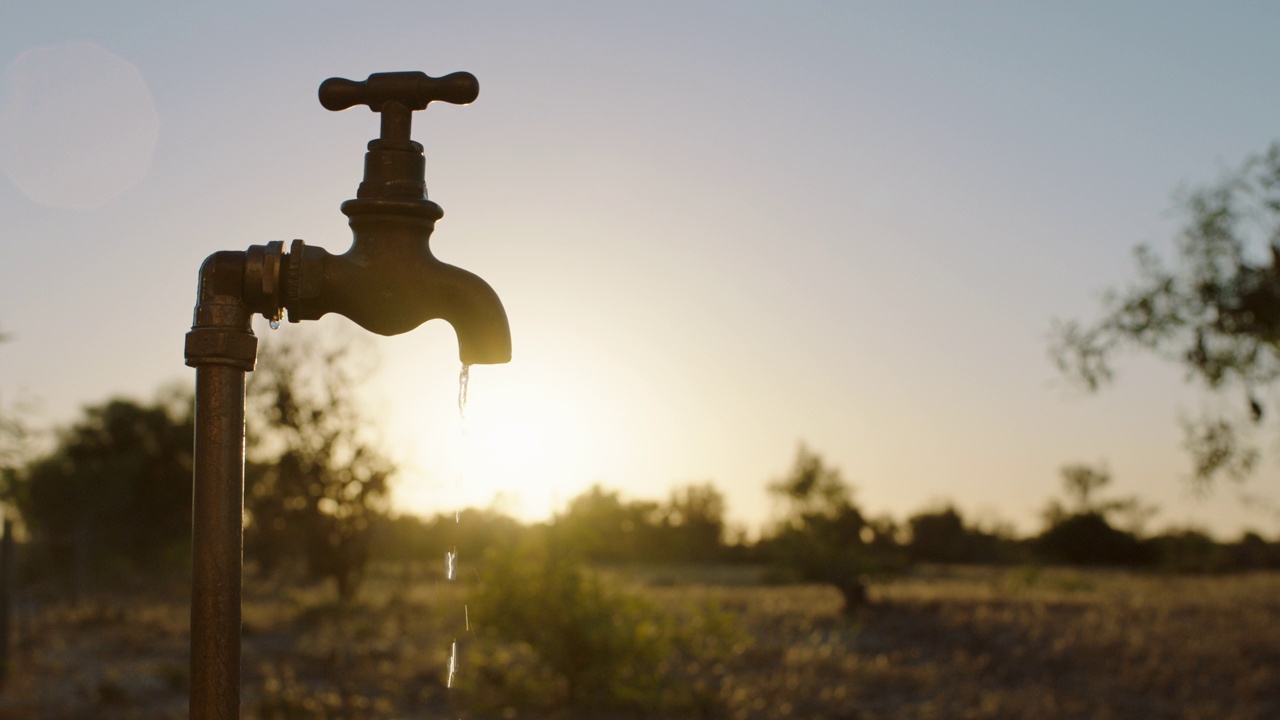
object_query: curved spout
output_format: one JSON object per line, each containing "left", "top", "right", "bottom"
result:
{"left": 285, "top": 206, "right": 512, "bottom": 365}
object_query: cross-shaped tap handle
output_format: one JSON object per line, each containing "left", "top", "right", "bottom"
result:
{"left": 319, "top": 71, "right": 479, "bottom": 143}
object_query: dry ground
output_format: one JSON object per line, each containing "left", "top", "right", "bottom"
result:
{"left": 1, "top": 564, "right": 1277, "bottom": 719}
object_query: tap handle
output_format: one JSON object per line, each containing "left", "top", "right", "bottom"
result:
{"left": 319, "top": 71, "right": 479, "bottom": 113}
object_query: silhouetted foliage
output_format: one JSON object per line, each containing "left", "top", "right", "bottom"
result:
{"left": 553, "top": 482, "right": 729, "bottom": 564}
{"left": 1227, "top": 531, "right": 1280, "bottom": 569}
{"left": 244, "top": 333, "right": 393, "bottom": 600}
{"left": 1042, "top": 463, "right": 1158, "bottom": 531}
{"left": 907, "top": 506, "right": 970, "bottom": 563}
{"left": 1036, "top": 464, "right": 1157, "bottom": 566}
{"left": 1146, "top": 530, "right": 1280, "bottom": 573}
{"left": 658, "top": 482, "right": 727, "bottom": 562}
{"left": 556, "top": 484, "right": 659, "bottom": 563}
{"left": 1036, "top": 512, "right": 1153, "bottom": 566}
{"left": 370, "top": 507, "right": 524, "bottom": 574}
{"left": 906, "top": 505, "right": 1022, "bottom": 564}
{"left": 11, "top": 391, "right": 194, "bottom": 577}
{"left": 1052, "top": 143, "right": 1280, "bottom": 486}
{"left": 762, "top": 443, "right": 899, "bottom": 612}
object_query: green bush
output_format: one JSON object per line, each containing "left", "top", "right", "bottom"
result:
{"left": 466, "top": 529, "right": 734, "bottom": 715}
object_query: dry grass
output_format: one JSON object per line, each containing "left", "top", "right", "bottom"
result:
{"left": 1, "top": 564, "right": 1277, "bottom": 719}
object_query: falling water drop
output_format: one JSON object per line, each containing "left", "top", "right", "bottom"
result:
{"left": 269, "top": 318, "right": 280, "bottom": 330}
{"left": 447, "top": 366, "right": 470, "bottom": 699}
{"left": 457, "top": 363, "right": 471, "bottom": 421}
{"left": 447, "top": 639, "right": 458, "bottom": 688}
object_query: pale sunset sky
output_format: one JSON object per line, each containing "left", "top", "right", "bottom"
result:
{"left": 3, "top": 1, "right": 1280, "bottom": 538}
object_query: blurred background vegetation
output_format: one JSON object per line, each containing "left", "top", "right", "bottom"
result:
{"left": 1, "top": 328, "right": 1279, "bottom": 717}
{"left": 5, "top": 144, "right": 1280, "bottom": 717}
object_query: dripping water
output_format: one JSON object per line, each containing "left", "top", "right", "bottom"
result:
{"left": 458, "top": 363, "right": 471, "bottom": 421}
{"left": 268, "top": 318, "right": 280, "bottom": 330}
{"left": 445, "top": 363, "right": 472, "bottom": 693}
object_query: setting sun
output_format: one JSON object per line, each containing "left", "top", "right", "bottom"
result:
{"left": 373, "top": 325, "right": 616, "bottom": 524}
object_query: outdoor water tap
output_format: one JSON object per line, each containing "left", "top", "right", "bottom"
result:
{"left": 243, "top": 70, "right": 512, "bottom": 365}
{"left": 184, "top": 70, "right": 512, "bottom": 720}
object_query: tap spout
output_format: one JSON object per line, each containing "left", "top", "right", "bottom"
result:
{"left": 284, "top": 201, "right": 512, "bottom": 365}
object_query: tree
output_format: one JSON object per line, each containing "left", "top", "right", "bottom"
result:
{"left": 764, "top": 444, "right": 892, "bottom": 612}
{"left": 907, "top": 506, "right": 972, "bottom": 564}
{"left": 1052, "top": 143, "right": 1280, "bottom": 486}
{"left": 1042, "top": 463, "right": 1157, "bottom": 525}
{"left": 12, "top": 390, "right": 194, "bottom": 576}
{"left": 244, "top": 332, "right": 394, "bottom": 600}
{"left": 468, "top": 528, "right": 729, "bottom": 714}
{"left": 1036, "top": 463, "right": 1156, "bottom": 566}
{"left": 658, "top": 482, "right": 727, "bottom": 562}
{"left": 907, "top": 504, "right": 1021, "bottom": 564}
{"left": 555, "top": 484, "right": 661, "bottom": 563}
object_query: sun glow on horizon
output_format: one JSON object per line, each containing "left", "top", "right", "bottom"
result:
{"left": 378, "top": 344, "right": 606, "bottom": 524}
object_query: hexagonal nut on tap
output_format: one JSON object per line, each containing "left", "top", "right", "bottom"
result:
{"left": 284, "top": 239, "right": 328, "bottom": 323}
{"left": 242, "top": 240, "right": 285, "bottom": 321}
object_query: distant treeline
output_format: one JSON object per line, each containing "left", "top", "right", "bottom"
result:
{"left": 371, "top": 485, "right": 1280, "bottom": 576}
{"left": 4, "top": 371, "right": 1280, "bottom": 606}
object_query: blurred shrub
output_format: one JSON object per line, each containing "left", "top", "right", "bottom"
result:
{"left": 1226, "top": 531, "right": 1280, "bottom": 570}
{"left": 907, "top": 505, "right": 1028, "bottom": 565}
{"left": 369, "top": 508, "right": 524, "bottom": 572}
{"left": 1036, "top": 512, "right": 1154, "bottom": 566}
{"left": 467, "top": 529, "right": 735, "bottom": 715}
{"left": 12, "top": 390, "right": 194, "bottom": 581}
{"left": 244, "top": 334, "right": 393, "bottom": 601}
{"left": 759, "top": 444, "right": 904, "bottom": 611}
{"left": 1148, "top": 528, "right": 1231, "bottom": 573}
{"left": 555, "top": 482, "right": 730, "bottom": 564}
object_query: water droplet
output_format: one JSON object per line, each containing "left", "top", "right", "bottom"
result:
{"left": 269, "top": 318, "right": 280, "bottom": 330}
{"left": 457, "top": 364, "right": 470, "bottom": 421}
{"left": 445, "top": 547, "right": 457, "bottom": 581}
{"left": 447, "top": 639, "right": 458, "bottom": 688}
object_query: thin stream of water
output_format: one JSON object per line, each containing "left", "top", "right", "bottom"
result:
{"left": 457, "top": 363, "right": 470, "bottom": 421}
{"left": 447, "top": 639, "right": 458, "bottom": 688}
{"left": 446, "top": 364, "right": 472, "bottom": 693}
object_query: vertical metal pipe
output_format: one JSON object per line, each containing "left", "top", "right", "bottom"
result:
{"left": 186, "top": 251, "right": 257, "bottom": 720}
{"left": 190, "top": 364, "right": 246, "bottom": 720}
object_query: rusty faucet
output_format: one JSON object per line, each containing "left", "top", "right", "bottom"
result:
{"left": 183, "top": 71, "right": 511, "bottom": 719}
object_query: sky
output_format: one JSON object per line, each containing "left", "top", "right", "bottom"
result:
{"left": 3, "top": 1, "right": 1280, "bottom": 539}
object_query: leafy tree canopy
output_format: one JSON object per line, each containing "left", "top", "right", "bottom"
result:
{"left": 1053, "top": 143, "right": 1280, "bottom": 485}
{"left": 244, "top": 331, "right": 394, "bottom": 600}
{"left": 12, "top": 388, "right": 194, "bottom": 573}
{"left": 764, "top": 444, "right": 891, "bottom": 611}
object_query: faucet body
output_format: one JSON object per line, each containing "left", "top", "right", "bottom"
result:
{"left": 284, "top": 199, "right": 511, "bottom": 363}
{"left": 184, "top": 71, "right": 510, "bottom": 719}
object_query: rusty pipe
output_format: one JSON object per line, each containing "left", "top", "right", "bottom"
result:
{"left": 185, "top": 251, "right": 256, "bottom": 720}
{"left": 184, "top": 70, "right": 510, "bottom": 719}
